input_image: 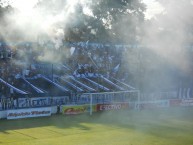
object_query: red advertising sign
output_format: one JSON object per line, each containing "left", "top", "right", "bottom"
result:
{"left": 96, "top": 103, "right": 129, "bottom": 111}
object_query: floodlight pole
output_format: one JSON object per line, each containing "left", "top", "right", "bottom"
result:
{"left": 90, "top": 93, "right": 92, "bottom": 115}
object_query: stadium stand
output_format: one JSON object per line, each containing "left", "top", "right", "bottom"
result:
{"left": 1, "top": 42, "right": 191, "bottom": 112}
{"left": 0, "top": 42, "right": 137, "bottom": 110}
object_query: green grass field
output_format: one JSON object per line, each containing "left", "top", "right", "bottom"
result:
{"left": 0, "top": 107, "right": 193, "bottom": 145}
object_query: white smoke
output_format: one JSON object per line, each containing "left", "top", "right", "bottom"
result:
{"left": 0, "top": 0, "right": 91, "bottom": 42}
{"left": 0, "top": 0, "right": 93, "bottom": 63}
{"left": 138, "top": 0, "right": 193, "bottom": 91}
{"left": 143, "top": 0, "right": 164, "bottom": 20}
{"left": 142, "top": 0, "right": 193, "bottom": 73}
{"left": 52, "top": 28, "right": 64, "bottom": 50}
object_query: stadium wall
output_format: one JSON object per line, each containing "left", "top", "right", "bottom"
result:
{"left": 1, "top": 98, "right": 193, "bottom": 119}
{"left": 0, "top": 110, "right": 7, "bottom": 119}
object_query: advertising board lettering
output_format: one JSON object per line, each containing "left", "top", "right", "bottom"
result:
{"left": 180, "top": 99, "right": 193, "bottom": 106}
{"left": 97, "top": 103, "right": 129, "bottom": 111}
{"left": 62, "top": 105, "right": 96, "bottom": 115}
{"left": 136, "top": 100, "right": 169, "bottom": 109}
{"left": 7, "top": 107, "right": 51, "bottom": 120}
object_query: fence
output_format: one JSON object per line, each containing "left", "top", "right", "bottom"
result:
{"left": 0, "top": 91, "right": 140, "bottom": 112}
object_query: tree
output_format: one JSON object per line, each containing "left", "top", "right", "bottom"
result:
{"left": 90, "top": 0, "right": 145, "bottom": 43}
{"left": 36, "top": 0, "right": 146, "bottom": 43}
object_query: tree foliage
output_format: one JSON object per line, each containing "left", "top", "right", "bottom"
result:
{"left": 36, "top": 0, "right": 146, "bottom": 43}
{"left": 89, "top": 0, "right": 145, "bottom": 43}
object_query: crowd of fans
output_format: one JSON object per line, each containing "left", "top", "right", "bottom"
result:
{"left": 1, "top": 41, "right": 190, "bottom": 95}
{"left": 0, "top": 42, "right": 127, "bottom": 97}
{"left": 0, "top": 41, "right": 192, "bottom": 111}
{"left": 67, "top": 43, "right": 123, "bottom": 79}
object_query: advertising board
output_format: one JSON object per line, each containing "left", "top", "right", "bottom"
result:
{"left": 169, "top": 99, "right": 182, "bottom": 107}
{"left": 180, "top": 99, "right": 193, "bottom": 106}
{"left": 136, "top": 100, "right": 169, "bottom": 109}
{"left": 170, "top": 99, "right": 193, "bottom": 107}
{"left": 96, "top": 103, "right": 129, "bottom": 111}
{"left": 7, "top": 107, "right": 51, "bottom": 120}
{"left": 62, "top": 105, "right": 96, "bottom": 115}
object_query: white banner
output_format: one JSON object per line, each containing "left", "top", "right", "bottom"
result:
{"left": 50, "top": 96, "right": 69, "bottom": 106}
{"left": 17, "top": 96, "right": 69, "bottom": 108}
{"left": 18, "top": 98, "right": 31, "bottom": 108}
{"left": 31, "top": 97, "right": 49, "bottom": 107}
{"left": 180, "top": 99, "right": 193, "bottom": 106}
{"left": 135, "top": 100, "right": 169, "bottom": 109}
{"left": 7, "top": 107, "right": 51, "bottom": 120}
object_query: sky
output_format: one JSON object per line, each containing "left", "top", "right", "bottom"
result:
{"left": 0, "top": 0, "right": 164, "bottom": 20}
{"left": 142, "top": 0, "right": 164, "bottom": 19}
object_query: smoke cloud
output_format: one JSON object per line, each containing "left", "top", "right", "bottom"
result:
{"left": 121, "top": 0, "right": 193, "bottom": 91}
{"left": 0, "top": 0, "right": 92, "bottom": 62}
{"left": 1, "top": 0, "right": 192, "bottom": 90}
{"left": 150, "top": 1, "right": 192, "bottom": 73}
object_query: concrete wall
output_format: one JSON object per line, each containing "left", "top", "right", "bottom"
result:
{"left": 0, "top": 111, "right": 7, "bottom": 119}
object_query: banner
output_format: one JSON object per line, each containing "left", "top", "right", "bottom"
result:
{"left": 7, "top": 107, "right": 51, "bottom": 120}
{"left": 62, "top": 105, "right": 96, "bottom": 115}
{"left": 17, "top": 96, "right": 69, "bottom": 108}
{"left": 96, "top": 103, "right": 129, "bottom": 111}
{"left": 0, "top": 98, "right": 15, "bottom": 110}
{"left": 136, "top": 100, "right": 169, "bottom": 109}
{"left": 31, "top": 97, "right": 49, "bottom": 107}
{"left": 50, "top": 96, "right": 69, "bottom": 106}
{"left": 180, "top": 99, "right": 193, "bottom": 106}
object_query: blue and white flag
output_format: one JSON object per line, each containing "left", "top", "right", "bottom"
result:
{"left": 70, "top": 47, "right": 76, "bottom": 55}
{"left": 112, "top": 64, "right": 120, "bottom": 73}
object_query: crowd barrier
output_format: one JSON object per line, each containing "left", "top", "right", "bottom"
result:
{"left": 1, "top": 98, "right": 193, "bottom": 120}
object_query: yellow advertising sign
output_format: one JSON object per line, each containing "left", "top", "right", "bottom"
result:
{"left": 62, "top": 105, "right": 96, "bottom": 115}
